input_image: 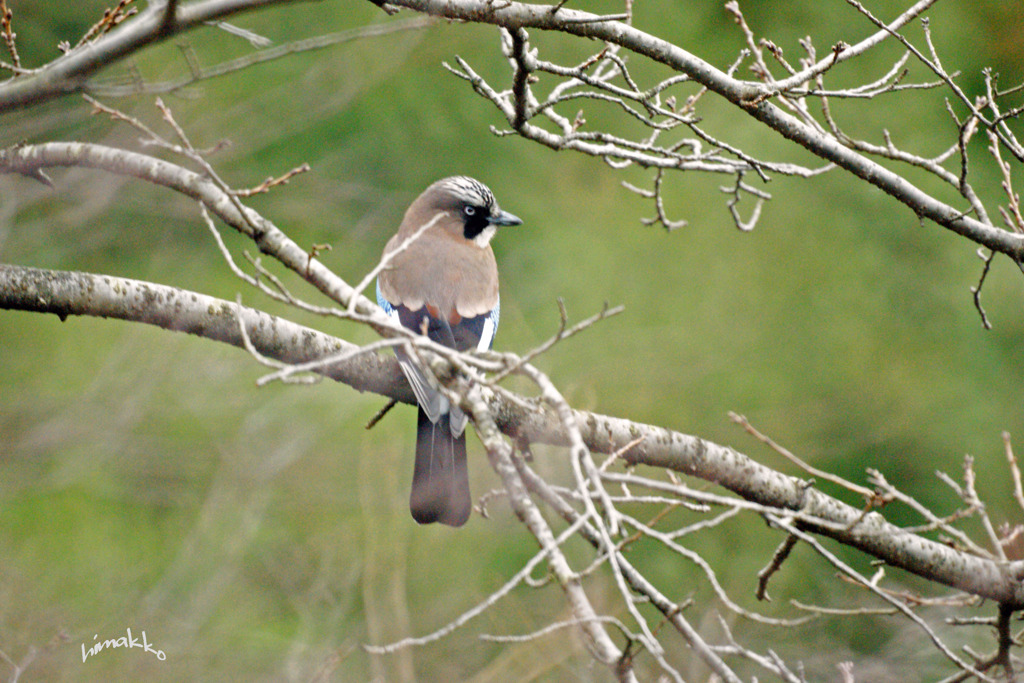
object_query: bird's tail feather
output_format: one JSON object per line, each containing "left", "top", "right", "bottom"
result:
{"left": 411, "top": 408, "right": 471, "bottom": 526}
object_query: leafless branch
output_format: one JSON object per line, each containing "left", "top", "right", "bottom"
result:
{"left": 70, "top": 0, "right": 139, "bottom": 53}
{"left": 363, "top": 512, "right": 596, "bottom": 654}
{"left": 0, "top": 0, "right": 19, "bottom": 73}
{"left": 866, "top": 468, "right": 990, "bottom": 558}
{"left": 87, "top": 17, "right": 435, "bottom": 97}
{"left": 971, "top": 248, "right": 996, "bottom": 330}
{"left": 1004, "top": 433, "right": 1024, "bottom": 516}
{"left": 4, "top": 2, "right": 1024, "bottom": 677}
{"left": 730, "top": 412, "right": 876, "bottom": 499}
{"left": 387, "top": 0, "right": 1024, "bottom": 271}
{"left": 768, "top": 516, "right": 992, "bottom": 680}
{"left": 757, "top": 533, "right": 798, "bottom": 602}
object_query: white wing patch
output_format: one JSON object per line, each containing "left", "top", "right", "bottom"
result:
{"left": 478, "top": 296, "right": 499, "bottom": 351}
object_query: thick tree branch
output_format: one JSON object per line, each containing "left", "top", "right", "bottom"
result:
{"left": 4, "top": 262, "right": 1024, "bottom": 611}
{"left": 0, "top": 263, "right": 410, "bottom": 401}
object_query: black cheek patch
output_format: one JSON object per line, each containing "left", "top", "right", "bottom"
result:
{"left": 461, "top": 213, "right": 491, "bottom": 240}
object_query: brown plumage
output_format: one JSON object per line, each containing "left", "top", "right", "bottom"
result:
{"left": 376, "top": 177, "right": 521, "bottom": 526}
{"left": 378, "top": 213, "right": 498, "bottom": 320}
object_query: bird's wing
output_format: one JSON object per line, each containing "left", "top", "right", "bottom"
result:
{"left": 397, "top": 351, "right": 449, "bottom": 424}
{"left": 378, "top": 279, "right": 450, "bottom": 423}
{"left": 448, "top": 298, "right": 499, "bottom": 436}
{"left": 378, "top": 280, "right": 500, "bottom": 436}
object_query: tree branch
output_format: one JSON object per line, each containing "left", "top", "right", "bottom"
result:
{"left": 0, "top": 139, "right": 385, "bottom": 323}
{"left": 4, "top": 6, "right": 1024, "bottom": 672}
{"left": 4, "top": 261, "right": 1024, "bottom": 611}
{"left": 0, "top": 0, "right": 307, "bottom": 111}
{"left": 388, "top": 0, "right": 1024, "bottom": 262}
{"left": 0, "top": 263, "right": 410, "bottom": 401}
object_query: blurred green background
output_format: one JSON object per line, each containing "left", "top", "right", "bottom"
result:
{"left": 1, "top": 0, "right": 1023, "bottom": 680}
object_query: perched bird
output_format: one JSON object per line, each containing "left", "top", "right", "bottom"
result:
{"left": 376, "top": 177, "right": 522, "bottom": 527}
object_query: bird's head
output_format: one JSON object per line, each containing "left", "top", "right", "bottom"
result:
{"left": 416, "top": 176, "right": 522, "bottom": 247}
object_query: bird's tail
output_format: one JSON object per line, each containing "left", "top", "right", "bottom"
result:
{"left": 411, "top": 407, "right": 471, "bottom": 526}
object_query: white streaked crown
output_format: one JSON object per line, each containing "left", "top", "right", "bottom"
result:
{"left": 437, "top": 176, "right": 496, "bottom": 210}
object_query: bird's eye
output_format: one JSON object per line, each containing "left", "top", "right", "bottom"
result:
{"left": 463, "top": 205, "right": 477, "bottom": 217}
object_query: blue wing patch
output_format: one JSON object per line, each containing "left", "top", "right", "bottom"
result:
{"left": 376, "top": 279, "right": 395, "bottom": 316}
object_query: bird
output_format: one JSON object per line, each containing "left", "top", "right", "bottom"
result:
{"left": 376, "top": 176, "right": 522, "bottom": 527}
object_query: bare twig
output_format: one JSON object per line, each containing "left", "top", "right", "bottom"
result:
{"left": 1004, "top": 432, "right": 1024, "bottom": 515}
{"left": 769, "top": 516, "right": 993, "bottom": 681}
{"left": 960, "top": 455, "right": 1006, "bottom": 561}
{"left": 721, "top": 171, "right": 769, "bottom": 232}
{"left": 467, "top": 387, "right": 640, "bottom": 682}
{"left": 479, "top": 615, "right": 640, "bottom": 643}
{"left": 757, "top": 533, "right": 798, "bottom": 601}
{"left": 620, "top": 512, "right": 813, "bottom": 627}
{"left": 72, "top": 0, "right": 138, "bottom": 52}
{"left": 988, "top": 130, "right": 1024, "bottom": 234}
{"left": 363, "top": 511, "right": 596, "bottom": 654}
{"left": 730, "top": 412, "right": 875, "bottom": 499}
{"left": 364, "top": 398, "right": 397, "bottom": 430}
{"left": 236, "top": 163, "right": 311, "bottom": 197}
{"left": 711, "top": 614, "right": 804, "bottom": 683}
{"left": 623, "top": 168, "right": 688, "bottom": 231}
{"left": 0, "top": 0, "right": 19, "bottom": 72}
{"left": 490, "top": 299, "right": 624, "bottom": 383}
{"left": 88, "top": 17, "right": 436, "bottom": 96}
{"left": 866, "top": 469, "right": 990, "bottom": 558}
{"left": 0, "top": 644, "right": 37, "bottom": 683}
{"left": 971, "top": 248, "right": 995, "bottom": 330}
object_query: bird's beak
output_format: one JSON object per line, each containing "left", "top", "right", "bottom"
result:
{"left": 490, "top": 210, "right": 522, "bottom": 226}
